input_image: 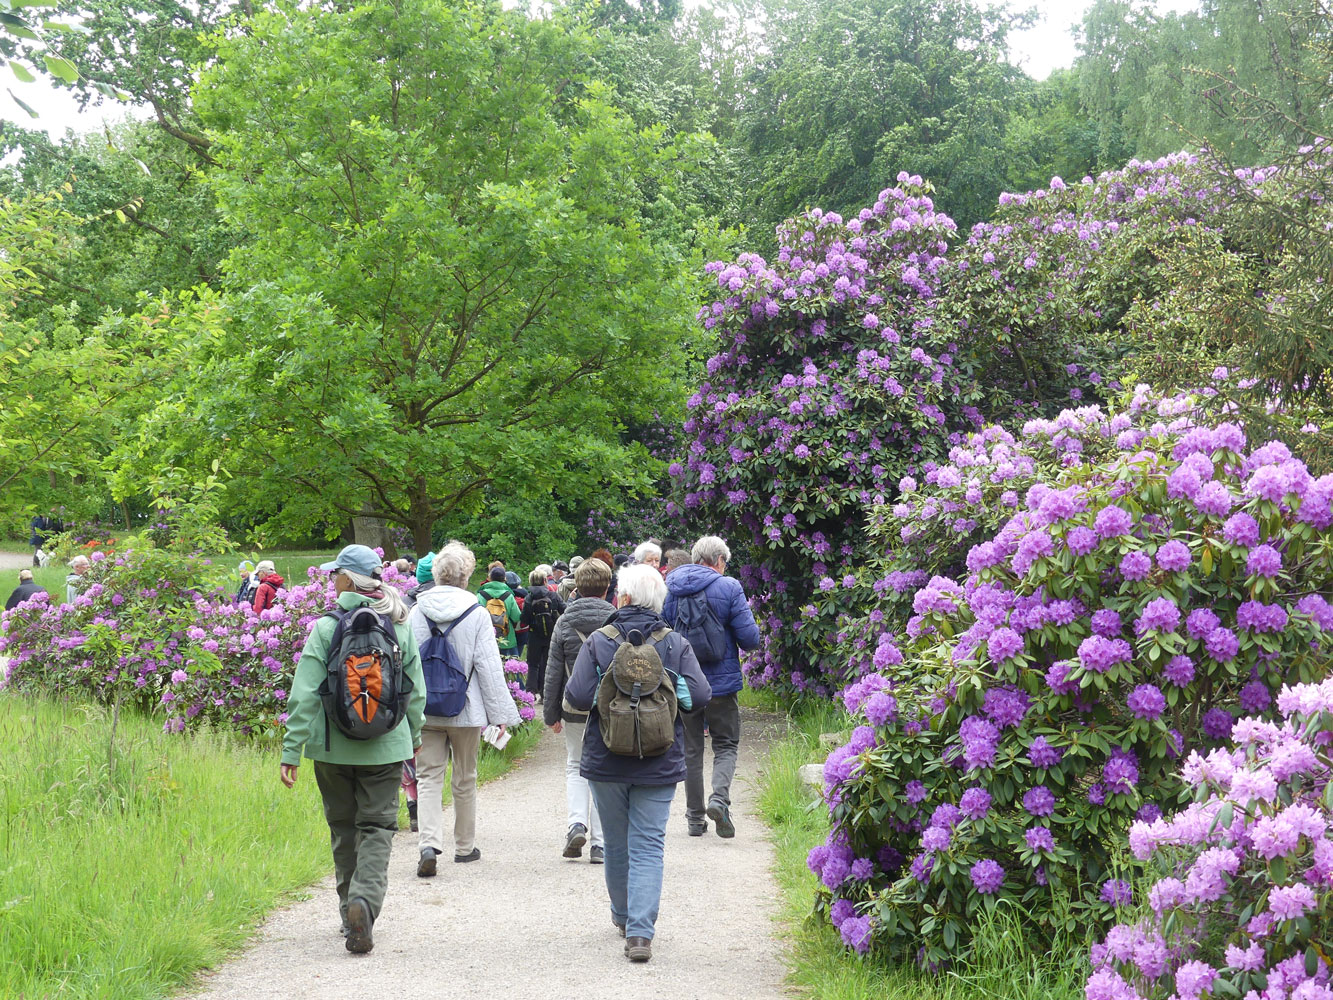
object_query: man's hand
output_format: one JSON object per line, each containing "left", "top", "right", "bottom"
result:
{"left": 550, "top": 721, "right": 563, "bottom": 734}
{"left": 280, "top": 763, "right": 299, "bottom": 788}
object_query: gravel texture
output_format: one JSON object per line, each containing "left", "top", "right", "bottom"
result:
{"left": 189, "top": 710, "right": 789, "bottom": 999}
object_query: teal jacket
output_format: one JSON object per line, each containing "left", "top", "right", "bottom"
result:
{"left": 281, "top": 591, "right": 425, "bottom": 766}
{"left": 477, "top": 580, "right": 521, "bottom": 651}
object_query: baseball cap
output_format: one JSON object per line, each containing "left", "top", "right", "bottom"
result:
{"left": 319, "top": 544, "right": 383, "bottom": 578}
{"left": 552, "top": 560, "right": 570, "bottom": 572}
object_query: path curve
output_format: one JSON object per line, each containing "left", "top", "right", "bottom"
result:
{"left": 190, "top": 709, "right": 790, "bottom": 1000}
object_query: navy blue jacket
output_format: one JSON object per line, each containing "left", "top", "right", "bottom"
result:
{"left": 565, "top": 606, "right": 712, "bottom": 785}
{"left": 662, "top": 565, "right": 761, "bottom": 697}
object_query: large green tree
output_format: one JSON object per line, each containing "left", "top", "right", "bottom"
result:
{"left": 125, "top": 0, "right": 711, "bottom": 553}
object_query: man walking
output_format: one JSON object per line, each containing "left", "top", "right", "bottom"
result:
{"left": 279, "top": 544, "right": 425, "bottom": 954}
{"left": 662, "top": 535, "right": 760, "bottom": 839}
{"left": 478, "top": 565, "right": 521, "bottom": 659}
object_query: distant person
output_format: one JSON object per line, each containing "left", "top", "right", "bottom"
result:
{"left": 65, "top": 555, "right": 91, "bottom": 604}
{"left": 411, "top": 541, "right": 522, "bottom": 873}
{"left": 564, "top": 563, "right": 710, "bottom": 962}
{"left": 28, "top": 514, "right": 50, "bottom": 567}
{"left": 235, "top": 560, "right": 259, "bottom": 607}
{"left": 663, "top": 548, "right": 691, "bottom": 575}
{"left": 548, "top": 560, "right": 570, "bottom": 588}
{"left": 5, "top": 569, "right": 47, "bottom": 611}
{"left": 251, "top": 560, "right": 285, "bottom": 615}
{"left": 591, "top": 548, "right": 616, "bottom": 602}
{"left": 507, "top": 570, "right": 529, "bottom": 654}
{"left": 519, "top": 566, "right": 564, "bottom": 699}
{"left": 404, "top": 551, "right": 435, "bottom": 607}
{"left": 663, "top": 535, "right": 760, "bottom": 839}
{"left": 569, "top": 555, "right": 585, "bottom": 572}
{"left": 279, "top": 544, "right": 425, "bottom": 955}
{"left": 557, "top": 576, "right": 577, "bottom": 602}
{"left": 633, "top": 541, "right": 662, "bottom": 572}
{"left": 543, "top": 556, "right": 614, "bottom": 863}
{"left": 478, "top": 566, "right": 521, "bottom": 658}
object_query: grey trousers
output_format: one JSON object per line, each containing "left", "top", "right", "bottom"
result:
{"left": 313, "top": 760, "right": 402, "bottom": 926}
{"left": 683, "top": 692, "right": 741, "bottom": 823}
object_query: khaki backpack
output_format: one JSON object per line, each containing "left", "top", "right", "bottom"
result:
{"left": 594, "top": 624, "right": 678, "bottom": 758}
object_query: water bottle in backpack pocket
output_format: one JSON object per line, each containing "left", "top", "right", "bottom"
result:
{"left": 420, "top": 604, "right": 480, "bottom": 717}
{"left": 318, "top": 606, "right": 411, "bottom": 744}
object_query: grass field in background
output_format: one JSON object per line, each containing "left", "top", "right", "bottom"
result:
{"left": 0, "top": 694, "right": 543, "bottom": 999}
{"left": 748, "top": 691, "right": 1086, "bottom": 1000}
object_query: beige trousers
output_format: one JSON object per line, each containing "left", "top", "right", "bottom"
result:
{"left": 416, "top": 722, "right": 482, "bottom": 857}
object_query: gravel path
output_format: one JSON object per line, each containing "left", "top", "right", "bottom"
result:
{"left": 190, "top": 710, "right": 790, "bottom": 999}
{"left": 0, "top": 550, "right": 34, "bottom": 571}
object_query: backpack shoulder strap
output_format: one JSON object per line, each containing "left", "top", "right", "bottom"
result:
{"left": 650, "top": 626, "right": 672, "bottom": 642}
{"left": 440, "top": 602, "right": 480, "bottom": 638}
{"left": 596, "top": 623, "right": 623, "bottom": 641}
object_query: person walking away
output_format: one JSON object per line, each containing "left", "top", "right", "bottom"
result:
{"left": 548, "top": 560, "right": 570, "bottom": 589}
{"left": 64, "top": 555, "right": 91, "bottom": 604}
{"left": 477, "top": 566, "right": 521, "bottom": 659}
{"left": 663, "top": 548, "right": 691, "bottom": 576}
{"left": 543, "top": 556, "right": 615, "bottom": 863}
{"left": 506, "top": 570, "right": 529, "bottom": 654}
{"left": 411, "top": 541, "right": 521, "bottom": 873}
{"left": 564, "top": 564, "right": 710, "bottom": 962}
{"left": 251, "top": 560, "right": 285, "bottom": 615}
{"left": 6, "top": 569, "right": 47, "bottom": 610}
{"left": 279, "top": 544, "right": 425, "bottom": 954}
{"left": 28, "top": 514, "right": 49, "bottom": 567}
{"left": 662, "top": 535, "right": 760, "bottom": 839}
{"left": 520, "top": 565, "right": 564, "bottom": 699}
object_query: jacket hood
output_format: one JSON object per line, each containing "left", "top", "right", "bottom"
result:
{"left": 605, "top": 604, "right": 670, "bottom": 635}
{"left": 261, "top": 573, "right": 285, "bottom": 587}
{"left": 479, "top": 580, "right": 512, "bottom": 598}
{"left": 416, "top": 585, "right": 483, "bottom": 623}
{"left": 664, "top": 563, "right": 721, "bottom": 597}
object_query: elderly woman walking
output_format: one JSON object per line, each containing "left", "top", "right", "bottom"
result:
{"left": 409, "top": 541, "right": 521, "bottom": 875}
{"left": 564, "top": 563, "right": 711, "bottom": 963}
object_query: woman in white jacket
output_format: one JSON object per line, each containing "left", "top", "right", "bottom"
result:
{"left": 408, "top": 540, "right": 521, "bottom": 876}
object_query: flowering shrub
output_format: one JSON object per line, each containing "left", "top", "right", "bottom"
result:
{"left": 808, "top": 407, "right": 1333, "bottom": 963}
{"left": 2, "top": 550, "right": 535, "bottom": 736}
{"left": 503, "top": 658, "right": 537, "bottom": 723}
{"left": 1086, "top": 679, "right": 1333, "bottom": 1000}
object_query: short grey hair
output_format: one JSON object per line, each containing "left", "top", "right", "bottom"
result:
{"left": 69, "top": 555, "right": 91, "bottom": 570}
{"left": 633, "top": 541, "right": 662, "bottom": 565}
{"left": 432, "top": 540, "right": 475, "bottom": 589}
{"left": 530, "top": 564, "right": 552, "bottom": 587}
{"left": 691, "top": 535, "right": 731, "bottom": 567}
{"left": 616, "top": 563, "right": 667, "bottom": 614}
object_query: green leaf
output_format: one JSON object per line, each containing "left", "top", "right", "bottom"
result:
{"left": 42, "top": 53, "right": 79, "bottom": 83}
{"left": 7, "top": 86, "right": 37, "bottom": 117}
{"left": 9, "top": 59, "right": 34, "bottom": 83}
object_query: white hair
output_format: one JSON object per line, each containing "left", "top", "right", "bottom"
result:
{"left": 691, "top": 535, "right": 731, "bottom": 567}
{"left": 432, "top": 540, "right": 476, "bottom": 589}
{"left": 633, "top": 541, "right": 662, "bottom": 565}
{"left": 69, "top": 555, "right": 90, "bottom": 569}
{"left": 530, "top": 564, "right": 552, "bottom": 587}
{"left": 616, "top": 563, "right": 667, "bottom": 615}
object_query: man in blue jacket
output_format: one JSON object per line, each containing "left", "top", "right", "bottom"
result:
{"left": 662, "top": 534, "right": 761, "bottom": 839}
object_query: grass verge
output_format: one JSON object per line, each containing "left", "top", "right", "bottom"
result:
{"left": 752, "top": 696, "right": 1087, "bottom": 1000}
{"left": 0, "top": 694, "right": 539, "bottom": 1000}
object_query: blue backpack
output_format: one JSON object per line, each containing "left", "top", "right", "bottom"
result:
{"left": 671, "top": 579, "right": 729, "bottom": 665}
{"left": 420, "top": 604, "right": 480, "bottom": 717}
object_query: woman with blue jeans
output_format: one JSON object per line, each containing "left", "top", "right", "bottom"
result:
{"left": 564, "top": 563, "right": 711, "bottom": 963}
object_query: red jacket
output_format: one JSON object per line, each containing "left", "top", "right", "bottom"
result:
{"left": 252, "top": 573, "right": 285, "bottom": 615}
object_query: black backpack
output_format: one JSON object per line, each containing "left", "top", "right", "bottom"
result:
{"left": 420, "top": 604, "right": 480, "bottom": 717}
{"left": 670, "top": 580, "right": 729, "bottom": 665}
{"left": 526, "top": 589, "right": 559, "bottom": 640}
{"left": 318, "top": 606, "right": 412, "bottom": 745}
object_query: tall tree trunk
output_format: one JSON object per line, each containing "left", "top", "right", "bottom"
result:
{"left": 352, "top": 506, "right": 396, "bottom": 559}
{"left": 411, "top": 518, "right": 433, "bottom": 558}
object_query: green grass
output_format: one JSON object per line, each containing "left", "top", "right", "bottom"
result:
{"left": 754, "top": 698, "right": 1087, "bottom": 1000}
{"left": 0, "top": 694, "right": 540, "bottom": 999}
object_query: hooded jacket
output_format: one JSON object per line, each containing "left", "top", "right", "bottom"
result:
{"left": 477, "top": 580, "right": 521, "bottom": 651}
{"left": 409, "top": 586, "right": 521, "bottom": 729}
{"left": 564, "top": 605, "right": 711, "bottom": 785}
{"left": 661, "top": 564, "right": 761, "bottom": 698}
{"left": 252, "top": 572, "right": 285, "bottom": 615}
{"left": 542, "top": 594, "right": 615, "bottom": 726}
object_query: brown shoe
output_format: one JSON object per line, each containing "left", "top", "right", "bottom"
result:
{"left": 345, "top": 898, "right": 373, "bottom": 954}
{"left": 625, "top": 937, "right": 652, "bottom": 962}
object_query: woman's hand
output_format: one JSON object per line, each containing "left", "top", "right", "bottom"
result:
{"left": 550, "top": 720, "right": 563, "bottom": 734}
{"left": 280, "top": 763, "right": 299, "bottom": 788}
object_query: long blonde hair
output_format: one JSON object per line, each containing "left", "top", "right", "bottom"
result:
{"left": 342, "top": 569, "right": 409, "bottom": 624}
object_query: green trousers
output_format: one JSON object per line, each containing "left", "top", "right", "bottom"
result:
{"left": 313, "top": 760, "right": 402, "bottom": 925}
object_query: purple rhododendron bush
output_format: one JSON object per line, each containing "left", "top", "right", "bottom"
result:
{"left": 1086, "top": 680, "right": 1333, "bottom": 1000}
{"left": 0, "top": 548, "right": 536, "bottom": 735}
{"left": 808, "top": 401, "right": 1333, "bottom": 964}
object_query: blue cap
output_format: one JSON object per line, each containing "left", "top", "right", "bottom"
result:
{"left": 319, "top": 544, "right": 383, "bottom": 578}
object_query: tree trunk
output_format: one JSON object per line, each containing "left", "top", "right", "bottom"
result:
{"left": 411, "top": 518, "right": 433, "bottom": 557}
{"left": 352, "top": 507, "right": 396, "bottom": 559}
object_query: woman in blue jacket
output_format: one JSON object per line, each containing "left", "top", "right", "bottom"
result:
{"left": 564, "top": 564, "right": 711, "bottom": 964}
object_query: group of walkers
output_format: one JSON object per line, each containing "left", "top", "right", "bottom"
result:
{"left": 279, "top": 534, "right": 759, "bottom": 963}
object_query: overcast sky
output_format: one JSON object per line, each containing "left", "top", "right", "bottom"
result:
{"left": 4, "top": 0, "right": 1201, "bottom": 140}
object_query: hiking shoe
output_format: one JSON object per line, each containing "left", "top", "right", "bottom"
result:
{"left": 589, "top": 845, "right": 604, "bottom": 865}
{"left": 345, "top": 897, "right": 373, "bottom": 954}
{"left": 407, "top": 800, "right": 419, "bottom": 833}
{"left": 563, "top": 823, "right": 588, "bottom": 859}
{"left": 613, "top": 918, "right": 626, "bottom": 938}
{"left": 417, "top": 847, "right": 437, "bottom": 878}
{"left": 625, "top": 937, "right": 652, "bottom": 962}
{"left": 687, "top": 821, "right": 707, "bottom": 837}
{"left": 454, "top": 847, "right": 481, "bottom": 863}
{"left": 707, "top": 803, "right": 735, "bottom": 839}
